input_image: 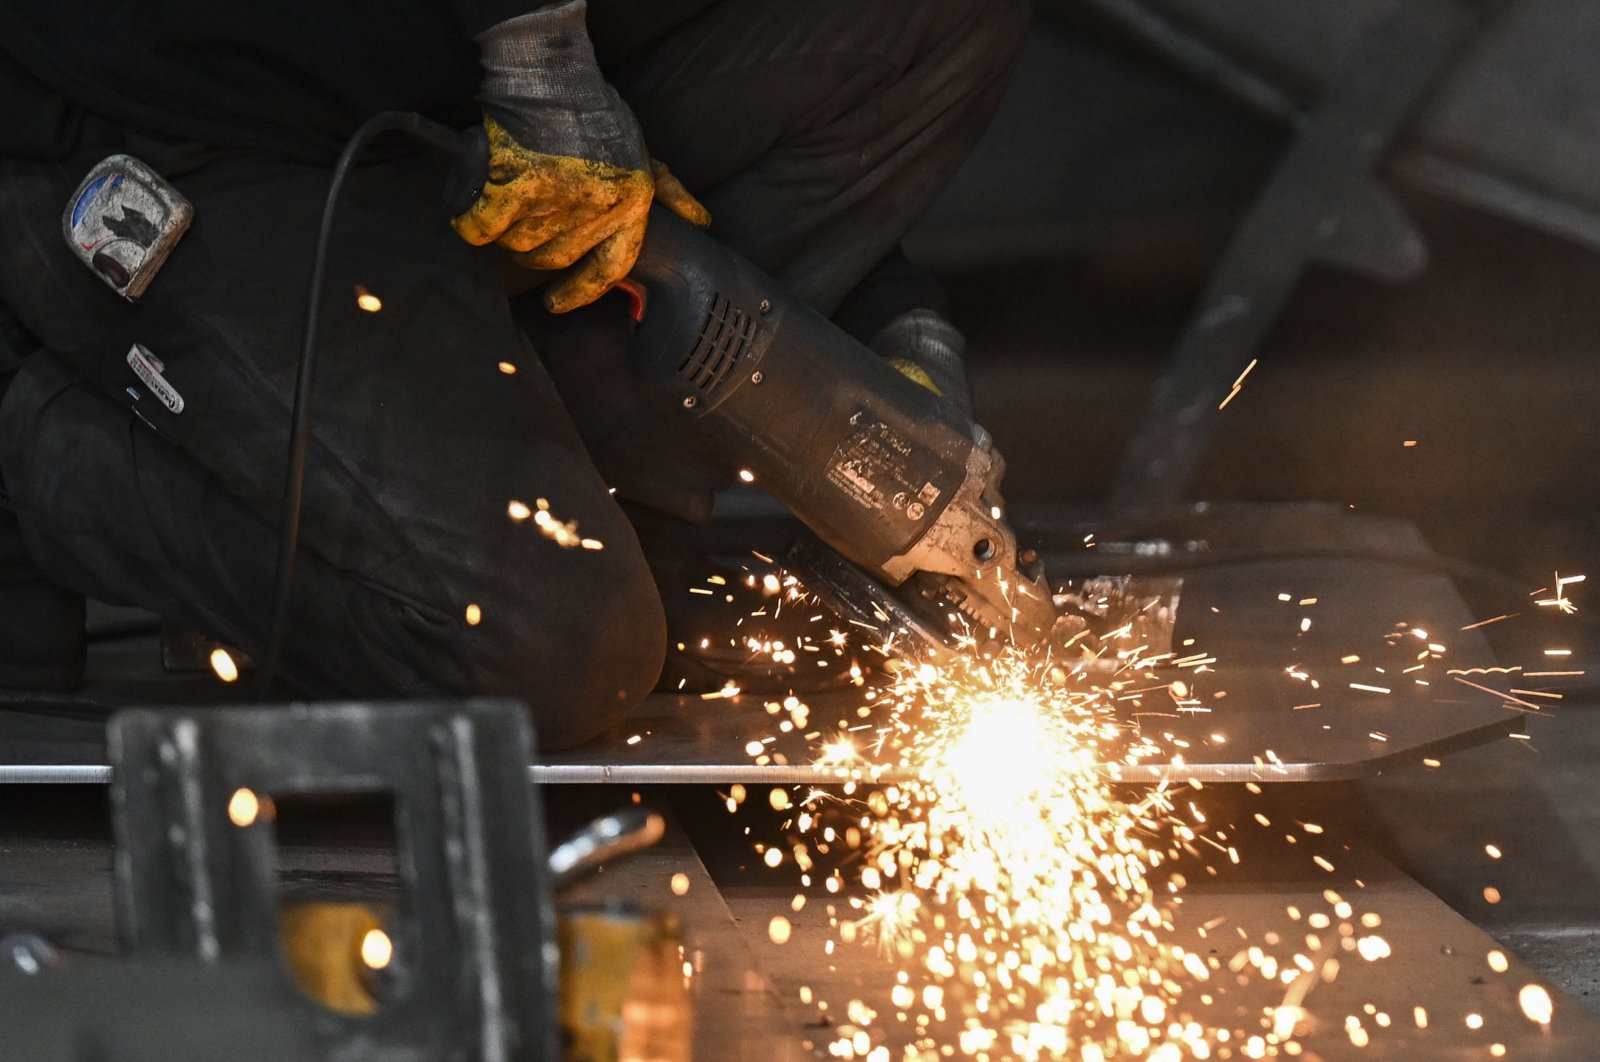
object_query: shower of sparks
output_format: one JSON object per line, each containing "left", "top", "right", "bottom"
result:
{"left": 849, "top": 651, "right": 1226, "bottom": 1060}
{"left": 704, "top": 557, "right": 1587, "bottom": 1058}
{"left": 747, "top": 635, "right": 1392, "bottom": 1060}
{"left": 1532, "top": 572, "right": 1585, "bottom": 615}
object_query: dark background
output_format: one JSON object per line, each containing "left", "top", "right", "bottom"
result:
{"left": 908, "top": 2, "right": 1600, "bottom": 589}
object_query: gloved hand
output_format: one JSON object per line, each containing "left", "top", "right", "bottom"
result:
{"left": 452, "top": 0, "right": 709, "bottom": 313}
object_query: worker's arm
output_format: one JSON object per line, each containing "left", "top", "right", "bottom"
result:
{"left": 450, "top": 0, "right": 708, "bottom": 313}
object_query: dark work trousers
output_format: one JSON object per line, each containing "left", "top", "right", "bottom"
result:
{"left": 0, "top": 0, "right": 1028, "bottom": 747}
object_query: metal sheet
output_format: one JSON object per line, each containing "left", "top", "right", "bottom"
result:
{"left": 0, "top": 550, "right": 1529, "bottom": 785}
{"left": 401, "top": 550, "right": 1538, "bottom": 784}
{"left": 0, "top": 674, "right": 1517, "bottom": 787}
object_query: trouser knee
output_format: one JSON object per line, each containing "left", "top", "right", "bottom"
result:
{"left": 461, "top": 538, "right": 667, "bottom": 751}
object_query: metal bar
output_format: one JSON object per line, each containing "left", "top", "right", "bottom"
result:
{"left": 1071, "top": 0, "right": 1301, "bottom": 122}
{"left": 0, "top": 516, "right": 1523, "bottom": 791}
{"left": 0, "top": 765, "right": 113, "bottom": 783}
{"left": 1397, "top": 151, "right": 1600, "bottom": 252}
{"left": 0, "top": 713, "right": 1517, "bottom": 786}
{"left": 1076, "top": 0, "right": 1600, "bottom": 269}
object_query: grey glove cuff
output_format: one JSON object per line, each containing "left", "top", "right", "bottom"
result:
{"left": 870, "top": 309, "right": 975, "bottom": 416}
{"left": 476, "top": 0, "right": 649, "bottom": 171}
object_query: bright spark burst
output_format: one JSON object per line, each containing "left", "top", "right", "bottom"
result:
{"left": 852, "top": 889, "right": 923, "bottom": 955}
{"left": 824, "top": 648, "right": 1234, "bottom": 1059}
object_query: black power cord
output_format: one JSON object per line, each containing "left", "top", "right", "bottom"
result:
{"left": 255, "top": 112, "right": 484, "bottom": 695}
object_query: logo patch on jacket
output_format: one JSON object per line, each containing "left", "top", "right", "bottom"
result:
{"left": 126, "top": 343, "right": 184, "bottom": 414}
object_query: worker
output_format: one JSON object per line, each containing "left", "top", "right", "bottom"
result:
{"left": 0, "top": 1, "right": 1029, "bottom": 746}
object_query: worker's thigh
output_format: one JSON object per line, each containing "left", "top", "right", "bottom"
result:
{"left": 597, "top": 0, "right": 1032, "bottom": 312}
{"left": 0, "top": 145, "right": 664, "bottom": 747}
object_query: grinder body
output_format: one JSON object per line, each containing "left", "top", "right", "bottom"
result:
{"left": 623, "top": 207, "right": 1053, "bottom": 644}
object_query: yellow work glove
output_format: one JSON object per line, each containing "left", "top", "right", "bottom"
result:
{"left": 453, "top": 0, "right": 709, "bottom": 313}
{"left": 452, "top": 120, "right": 708, "bottom": 313}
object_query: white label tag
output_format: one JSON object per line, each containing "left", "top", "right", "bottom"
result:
{"left": 126, "top": 343, "right": 184, "bottom": 414}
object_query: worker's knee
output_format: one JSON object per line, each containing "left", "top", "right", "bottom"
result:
{"left": 463, "top": 539, "right": 666, "bottom": 751}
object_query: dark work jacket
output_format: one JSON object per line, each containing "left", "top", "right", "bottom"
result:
{"left": 0, "top": 0, "right": 540, "bottom": 161}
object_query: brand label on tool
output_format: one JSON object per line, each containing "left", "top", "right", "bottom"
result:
{"left": 826, "top": 411, "right": 939, "bottom": 522}
{"left": 127, "top": 343, "right": 184, "bottom": 414}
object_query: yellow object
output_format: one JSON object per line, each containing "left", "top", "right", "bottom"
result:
{"left": 452, "top": 118, "right": 709, "bottom": 314}
{"left": 279, "top": 902, "right": 387, "bottom": 1015}
{"left": 560, "top": 906, "right": 690, "bottom": 1062}
{"left": 649, "top": 161, "right": 709, "bottom": 230}
{"left": 888, "top": 356, "right": 944, "bottom": 397}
